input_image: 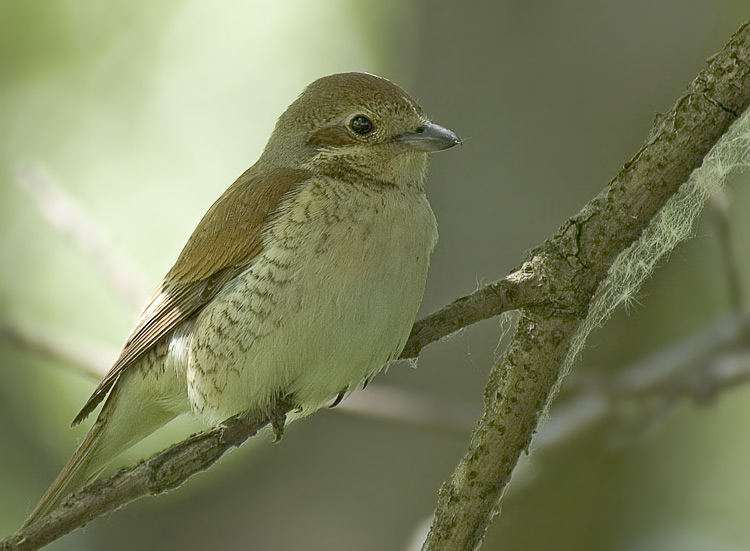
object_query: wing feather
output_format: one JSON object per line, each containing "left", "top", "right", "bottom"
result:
{"left": 72, "top": 166, "right": 310, "bottom": 425}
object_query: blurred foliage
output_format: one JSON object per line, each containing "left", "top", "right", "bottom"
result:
{"left": 1, "top": 1, "right": 749, "bottom": 550}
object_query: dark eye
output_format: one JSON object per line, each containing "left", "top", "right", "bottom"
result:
{"left": 350, "top": 115, "right": 374, "bottom": 135}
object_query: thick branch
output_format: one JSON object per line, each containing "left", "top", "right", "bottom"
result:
{"left": 422, "top": 21, "right": 750, "bottom": 551}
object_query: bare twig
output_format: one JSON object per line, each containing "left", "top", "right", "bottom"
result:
{"left": 612, "top": 313, "right": 750, "bottom": 403}
{"left": 0, "top": 412, "right": 276, "bottom": 551}
{"left": 15, "top": 162, "right": 149, "bottom": 312}
{"left": 400, "top": 264, "right": 550, "bottom": 359}
{"left": 0, "top": 320, "right": 114, "bottom": 380}
{"left": 338, "top": 382, "right": 479, "bottom": 434}
{"left": 541, "top": 312, "right": 750, "bottom": 449}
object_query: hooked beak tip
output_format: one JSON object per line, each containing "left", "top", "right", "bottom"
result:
{"left": 396, "top": 121, "right": 461, "bottom": 152}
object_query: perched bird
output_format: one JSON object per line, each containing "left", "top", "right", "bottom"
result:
{"left": 24, "top": 71, "right": 460, "bottom": 525}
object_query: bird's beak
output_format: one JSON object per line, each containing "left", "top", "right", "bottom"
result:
{"left": 395, "top": 121, "right": 461, "bottom": 152}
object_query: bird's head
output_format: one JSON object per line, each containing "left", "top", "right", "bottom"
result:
{"left": 260, "top": 72, "right": 460, "bottom": 189}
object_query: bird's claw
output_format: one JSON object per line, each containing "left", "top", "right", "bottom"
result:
{"left": 269, "top": 395, "right": 293, "bottom": 442}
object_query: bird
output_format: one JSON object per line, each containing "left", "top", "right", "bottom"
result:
{"left": 23, "top": 71, "right": 460, "bottom": 526}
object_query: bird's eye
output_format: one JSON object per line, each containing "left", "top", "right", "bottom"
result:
{"left": 350, "top": 115, "right": 374, "bottom": 135}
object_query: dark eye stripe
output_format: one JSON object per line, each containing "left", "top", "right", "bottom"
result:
{"left": 307, "top": 126, "right": 356, "bottom": 148}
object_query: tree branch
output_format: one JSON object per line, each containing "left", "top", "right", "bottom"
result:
{"left": 0, "top": 320, "right": 115, "bottom": 381}
{"left": 1, "top": 272, "right": 538, "bottom": 550}
{"left": 541, "top": 311, "right": 750, "bottom": 449}
{"left": 421, "top": 20, "right": 750, "bottom": 551}
{"left": 1, "top": 413, "right": 274, "bottom": 551}
{"left": 400, "top": 267, "right": 550, "bottom": 359}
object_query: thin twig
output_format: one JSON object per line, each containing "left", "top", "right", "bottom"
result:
{"left": 15, "top": 162, "right": 149, "bottom": 312}
{"left": 400, "top": 264, "right": 549, "bottom": 359}
{"left": 611, "top": 313, "right": 750, "bottom": 403}
{"left": 0, "top": 412, "right": 275, "bottom": 551}
{"left": 0, "top": 320, "right": 114, "bottom": 381}
{"left": 337, "top": 382, "right": 479, "bottom": 434}
{"left": 540, "top": 312, "right": 750, "bottom": 449}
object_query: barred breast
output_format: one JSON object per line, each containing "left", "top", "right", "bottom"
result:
{"left": 186, "top": 176, "right": 438, "bottom": 424}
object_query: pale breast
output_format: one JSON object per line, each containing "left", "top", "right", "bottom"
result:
{"left": 187, "top": 176, "right": 437, "bottom": 424}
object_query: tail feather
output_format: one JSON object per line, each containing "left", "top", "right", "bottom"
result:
{"left": 23, "top": 393, "right": 116, "bottom": 527}
{"left": 23, "top": 369, "right": 187, "bottom": 527}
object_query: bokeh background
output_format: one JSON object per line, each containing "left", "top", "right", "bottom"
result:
{"left": 2, "top": 2, "right": 749, "bottom": 550}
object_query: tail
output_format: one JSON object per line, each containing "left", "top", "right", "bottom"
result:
{"left": 22, "top": 369, "right": 187, "bottom": 527}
